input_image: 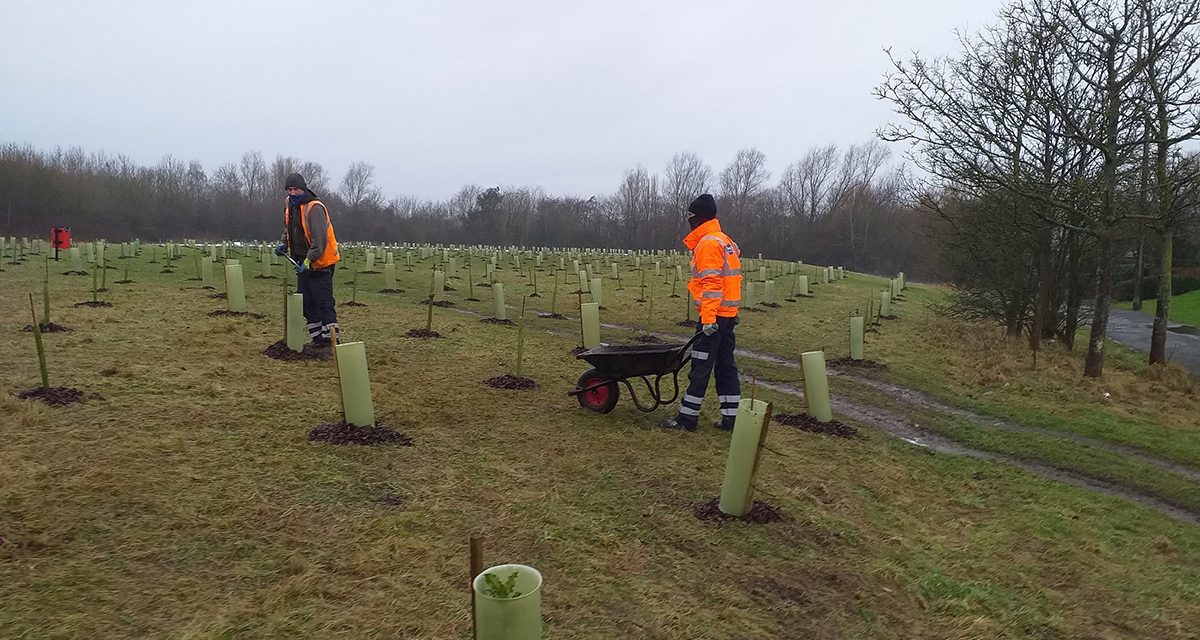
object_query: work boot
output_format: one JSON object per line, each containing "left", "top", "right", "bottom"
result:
{"left": 714, "top": 418, "right": 736, "bottom": 432}
{"left": 303, "top": 340, "right": 332, "bottom": 357}
{"left": 659, "top": 417, "right": 697, "bottom": 432}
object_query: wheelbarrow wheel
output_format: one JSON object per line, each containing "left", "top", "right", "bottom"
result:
{"left": 576, "top": 369, "right": 619, "bottom": 414}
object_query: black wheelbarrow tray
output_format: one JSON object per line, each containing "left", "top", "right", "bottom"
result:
{"left": 569, "top": 333, "right": 702, "bottom": 413}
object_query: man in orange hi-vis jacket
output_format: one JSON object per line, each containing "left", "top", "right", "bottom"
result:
{"left": 274, "top": 173, "right": 341, "bottom": 354}
{"left": 661, "top": 194, "right": 742, "bottom": 432}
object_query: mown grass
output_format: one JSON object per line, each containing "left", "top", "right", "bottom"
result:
{"left": 1, "top": 246, "right": 1198, "bottom": 639}
{"left": 1116, "top": 288, "right": 1200, "bottom": 327}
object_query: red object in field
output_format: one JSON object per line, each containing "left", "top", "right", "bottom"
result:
{"left": 51, "top": 227, "right": 71, "bottom": 249}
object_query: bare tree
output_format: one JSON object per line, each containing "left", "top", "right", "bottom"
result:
{"left": 718, "top": 148, "right": 770, "bottom": 226}
{"left": 339, "top": 161, "right": 382, "bottom": 209}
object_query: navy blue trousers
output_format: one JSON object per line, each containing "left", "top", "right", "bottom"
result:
{"left": 297, "top": 265, "right": 339, "bottom": 343}
{"left": 675, "top": 316, "right": 740, "bottom": 426}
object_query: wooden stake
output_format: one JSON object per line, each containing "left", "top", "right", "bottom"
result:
{"left": 470, "top": 536, "right": 484, "bottom": 640}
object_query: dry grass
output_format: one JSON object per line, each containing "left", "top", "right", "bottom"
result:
{"left": 1, "top": 249, "right": 1199, "bottom": 638}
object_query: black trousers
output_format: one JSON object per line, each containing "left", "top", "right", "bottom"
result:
{"left": 297, "top": 265, "right": 338, "bottom": 343}
{"left": 675, "top": 316, "right": 740, "bottom": 426}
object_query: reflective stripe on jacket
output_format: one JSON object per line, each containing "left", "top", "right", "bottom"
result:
{"left": 284, "top": 199, "right": 341, "bottom": 269}
{"left": 684, "top": 218, "right": 741, "bottom": 323}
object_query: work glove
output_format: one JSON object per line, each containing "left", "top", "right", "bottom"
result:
{"left": 295, "top": 258, "right": 311, "bottom": 275}
{"left": 274, "top": 244, "right": 287, "bottom": 256}
{"left": 702, "top": 322, "right": 719, "bottom": 336}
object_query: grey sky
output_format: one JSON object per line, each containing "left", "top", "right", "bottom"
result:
{"left": 3, "top": 0, "right": 1004, "bottom": 200}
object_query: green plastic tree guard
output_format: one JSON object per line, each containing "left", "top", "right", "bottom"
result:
{"left": 718, "top": 398, "right": 773, "bottom": 517}
{"left": 69, "top": 247, "right": 82, "bottom": 272}
{"left": 581, "top": 302, "right": 601, "bottom": 348}
{"left": 578, "top": 270, "right": 589, "bottom": 293}
{"left": 473, "top": 563, "right": 543, "bottom": 640}
{"left": 764, "top": 280, "right": 776, "bottom": 305}
{"left": 850, "top": 317, "right": 864, "bottom": 360}
{"left": 385, "top": 263, "right": 397, "bottom": 290}
{"left": 365, "top": 252, "right": 375, "bottom": 271}
{"left": 225, "top": 264, "right": 247, "bottom": 312}
{"left": 801, "top": 350, "right": 833, "bottom": 422}
{"left": 335, "top": 341, "right": 375, "bottom": 427}
{"left": 759, "top": 266, "right": 767, "bottom": 282}
{"left": 900, "top": 271, "right": 906, "bottom": 289}
{"left": 822, "top": 267, "right": 830, "bottom": 284}
{"left": 287, "top": 293, "right": 305, "bottom": 352}
{"left": 610, "top": 263, "right": 618, "bottom": 279}
{"left": 261, "top": 252, "right": 271, "bottom": 278}
{"left": 434, "top": 270, "right": 446, "bottom": 301}
{"left": 590, "top": 278, "right": 602, "bottom": 306}
{"left": 744, "top": 281, "right": 755, "bottom": 308}
{"left": 85, "top": 242, "right": 95, "bottom": 263}
{"left": 202, "top": 257, "right": 214, "bottom": 286}
{"left": 880, "top": 291, "right": 891, "bottom": 317}
{"left": 798, "top": 275, "right": 809, "bottom": 297}
{"left": 493, "top": 283, "right": 507, "bottom": 320}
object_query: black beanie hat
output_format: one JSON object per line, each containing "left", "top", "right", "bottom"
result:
{"left": 687, "top": 194, "right": 717, "bottom": 221}
{"left": 284, "top": 173, "right": 308, "bottom": 190}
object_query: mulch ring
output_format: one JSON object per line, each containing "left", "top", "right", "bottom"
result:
{"left": 308, "top": 421, "right": 414, "bottom": 447}
{"left": 378, "top": 288, "right": 406, "bottom": 294}
{"left": 631, "top": 334, "right": 665, "bottom": 344}
{"left": 376, "top": 494, "right": 406, "bottom": 506}
{"left": 693, "top": 498, "right": 787, "bottom": 525}
{"left": 774, "top": 413, "right": 859, "bottom": 439}
{"left": 253, "top": 275, "right": 279, "bottom": 280}
{"left": 418, "top": 300, "right": 455, "bottom": 307}
{"left": 484, "top": 374, "right": 538, "bottom": 390}
{"left": 208, "top": 292, "right": 227, "bottom": 299}
{"left": 15, "top": 387, "right": 97, "bottom": 406}
{"left": 878, "top": 314, "right": 899, "bottom": 320}
{"left": 63, "top": 270, "right": 90, "bottom": 276}
{"left": 539, "top": 312, "right": 568, "bottom": 319}
{"left": 741, "top": 307, "right": 766, "bottom": 313}
{"left": 761, "top": 302, "right": 782, "bottom": 308}
{"left": 343, "top": 301, "right": 368, "bottom": 307}
{"left": 480, "top": 317, "right": 516, "bottom": 326}
{"left": 160, "top": 269, "right": 175, "bottom": 274}
{"left": 465, "top": 297, "right": 481, "bottom": 302}
{"left": 22, "top": 323, "right": 73, "bottom": 333}
{"left": 359, "top": 270, "right": 381, "bottom": 275}
{"left": 676, "top": 320, "right": 696, "bottom": 327}
{"left": 73, "top": 301, "right": 113, "bottom": 308}
{"left": 114, "top": 279, "right": 135, "bottom": 284}
{"left": 263, "top": 340, "right": 328, "bottom": 361}
{"left": 785, "top": 298, "right": 798, "bottom": 303}
{"left": 826, "top": 357, "right": 887, "bottom": 371}
{"left": 405, "top": 328, "right": 443, "bottom": 338}
{"left": 207, "top": 310, "right": 266, "bottom": 318}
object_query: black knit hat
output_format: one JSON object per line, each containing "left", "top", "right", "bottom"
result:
{"left": 687, "top": 194, "right": 717, "bottom": 221}
{"left": 284, "top": 173, "right": 308, "bottom": 190}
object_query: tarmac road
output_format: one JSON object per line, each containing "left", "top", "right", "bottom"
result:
{"left": 1105, "top": 308, "right": 1200, "bottom": 376}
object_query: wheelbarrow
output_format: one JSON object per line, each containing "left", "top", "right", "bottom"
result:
{"left": 569, "top": 333, "right": 703, "bottom": 413}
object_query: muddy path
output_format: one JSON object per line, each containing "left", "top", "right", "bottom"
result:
{"left": 427, "top": 297, "right": 1200, "bottom": 524}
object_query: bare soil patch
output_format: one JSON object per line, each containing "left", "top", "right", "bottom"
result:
{"left": 418, "top": 300, "right": 455, "bottom": 307}
{"left": 73, "top": 301, "right": 113, "bottom": 308}
{"left": 405, "top": 328, "right": 443, "bottom": 339}
{"left": 539, "top": 312, "right": 568, "bottom": 319}
{"left": 692, "top": 498, "right": 786, "bottom": 525}
{"left": 63, "top": 270, "right": 89, "bottom": 276}
{"left": 343, "top": 301, "right": 368, "bottom": 307}
{"left": 16, "top": 387, "right": 92, "bottom": 406}
{"left": 480, "top": 317, "right": 516, "bottom": 326}
{"left": 208, "top": 293, "right": 227, "bottom": 299}
{"left": 631, "top": 334, "right": 665, "bottom": 344}
{"left": 22, "top": 323, "right": 73, "bottom": 333}
{"left": 826, "top": 357, "right": 888, "bottom": 370}
{"left": 263, "top": 340, "right": 328, "bottom": 361}
{"left": 207, "top": 310, "right": 266, "bottom": 319}
{"left": 377, "top": 288, "right": 405, "bottom": 294}
{"left": 484, "top": 374, "right": 538, "bottom": 390}
{"left": 774, "top": 413, "right": 859, "bottom": 439}
{"left": 308, "top": 421, "right": 414, "bottom": 446}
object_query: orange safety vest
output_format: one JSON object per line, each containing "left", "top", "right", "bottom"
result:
{"left": 684, "top": 218, "right": 741, "bottom": 323}
{"left": 284, "top": 199, "right": 340, "bottom": 269}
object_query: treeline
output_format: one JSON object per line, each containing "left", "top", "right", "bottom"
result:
{"left": 877, "top": 0, "right": 1200, "bottom": 377}
{"left": 0, "top": 141, "right": 933, "bottom": 278}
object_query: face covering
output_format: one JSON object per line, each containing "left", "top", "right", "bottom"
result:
{"left": 288, "top": 192, "right": 307, "bottom": 206}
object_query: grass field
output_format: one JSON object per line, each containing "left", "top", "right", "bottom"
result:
{"left": 1116, "top": 288, "right": 1200, "bottom": 327}
{"left": 2, "top": 243, "right": 1199, "bottom": 639}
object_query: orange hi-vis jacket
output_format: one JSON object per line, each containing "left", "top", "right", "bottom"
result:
{"left": 284, "top": 199, "right": 341, "bottom": 269}
{"left": 685, "top": 218, "right": 742, "bottom": 324}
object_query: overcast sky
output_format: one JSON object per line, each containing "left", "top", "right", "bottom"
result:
{"left": 3, "top": 0, "right": 1005, "bottom": 200}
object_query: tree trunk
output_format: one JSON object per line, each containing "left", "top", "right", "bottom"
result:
{"left": 1084, "top": 232, "right": 1115, "bottom": 378}
{"left": 1061, "top": 230, "right": 1084, "bottom": 350}
{"left": 1132, "top": 234, "right": 1145, "bottom": 311}
{"left": 1149, "top": 229, "right": 1173, "bottom": 364}
{"left": 1030, "top": 225, "right": 1053, "bottom": 352}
